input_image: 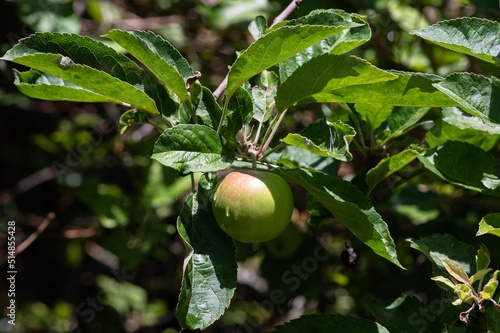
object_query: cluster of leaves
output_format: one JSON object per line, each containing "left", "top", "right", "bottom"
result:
{"left": 431, "top": 246, "right": 500, "bottom": 324}
{"left": 3, "top": 5, "right": 500, "bottom": 332}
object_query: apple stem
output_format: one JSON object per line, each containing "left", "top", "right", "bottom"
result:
{"left": 251, "top": 242, "right": 262, "bottom": 251}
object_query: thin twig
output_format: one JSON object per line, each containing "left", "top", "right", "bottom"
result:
{"left": 270, "top": 0, "right": 303, "bottom": 28}
{"left": 0, "top": 212, "right": 55, "bottom": 267}
{"left": 212, "top": 0, "right": 304, "bottom": 102}
{"left": 258, "top": 110, "right": 288, "bottom": 159}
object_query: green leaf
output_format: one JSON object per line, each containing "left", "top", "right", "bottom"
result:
{"left": 197, "top": 87, "right": 223, "bottom": 129}
{"left": 259, "top": 70, "right": 280, "bottom": 90}
{"left": 408, "top": 233, "right": 477, "bottom": 278}
{"left": 278, "top": 146, "right": 340, "bottom": 176}
{"left": 388, "top": 0, "right": 429, "bottom": 32}
{"left": 432, "top": 73, "right": 500, "bottom": 126}
{"left": 366, "top": 146, "right": 424, "bottom": 191}
{"left": 16, "top": 0, "right": 81, "bottom": 34}
{"left": 426, "top": 117, "right": 499, "bottom": 152}
{"left": 225, "top": 12, "right": 360, "bottom": 98}
{"left": 271, "top": 313, "right": 389, "bottom": 333}
{"left": 104, "top": 29, "right": 193, "bottom": 110}
{"left": 470, "top": 268, "right": 492, "bottom": 286}
{"left": 118, "top": 109, "right": 151, "bottom": 134}
{"left": 410, "top": 17, "right": 500, "bottom": 66}
{"left": 282, "top": 119, "right": 355, "bottom": 162}
{"left": 77, "top": 179, "right": 129, "bottom": 228}
{"left": 431, "top": 276, "right": 457, "bottom": 289}
{"left": 221, "top": 87, "right": 253, "bottom": 147}
{"left": 419, "top": 141, "right": 500, "bottom": 196}
{"left": 480, "top": 271, "right": 499, "bottom": 300}
{"left": 176, "top": 173, "right": 237, "bottom": 331}
{"left": 366, "top": 295, "right": 446, "bottom": 333}
{"left": 476, "top": 245, "right": 491, "bottom": 271}
{"left": 387, "top": 183, "right": 441, "bottom": 225}
{"left": 2, "top": 33, "right": 159, "bottom": 113}
{"left": 477, "top": 213, "right": 500, "bottom": 237}
{"left": 151, "top": 124, "right": 235, "bottom": 175}
{"left": 298, "top": 72, "right": 456, "bottom": 107}
{"left": 248, "top": 15, "right": 268, "bottom": 40}
{"left": 453, "top": 284, "right": 474, "bottom": 304}
{"left": 442, "top": 107, "right": 500, "bottom": 135}
{"left": 355, "top": 104, "right": 393, "bottom": 133}
{"left": 378, "top": 106, "right": 431, "bottom": 143}
{"left": 275, "top": 54, "right": 397, "bottom": 112}
{"left": 13, "top": 69, "right": 118, "bottom": 103}
{"left": 441, "top": 258, "right": 470, "bottom": 285}
{"left": 487, "top": 307, "right": 500, "bottom": 333}
{"left": 252, "top": 85, "right": 277, "bottom": 122}
{"left": 284, "top": 169, "right": 404, "bottom": 269}
{"left": 279, "top": 9, "right": 371, "bottom": 82}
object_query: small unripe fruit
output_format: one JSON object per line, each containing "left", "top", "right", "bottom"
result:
{"left": 212, "top": 170, "right": 294, "bottom": 244}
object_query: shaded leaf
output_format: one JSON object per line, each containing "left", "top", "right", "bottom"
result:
{"left": 477, "top": 213, "right": 500, "bottom": 237}
{"left": 272, "top": 313, "right": 389, "bottom": 333}
{"left": 284, "top": 169, "right": 404, "bottom": 269}
{"left": 275, "top": 54, "right": 397, "bottom": 112}
{"left": 366, "top": 146, "right": 424, "bottom": 191}
{"left": 176, "top": 173, "right": 237, "bottom": 330}
{"left": 197, "top": 86, "right": 223, "bottom": 129}
{"left": 410, "top": 17, "right": 500, "bottom": 66}
{"left": 378, "top": 106, "right": 431, "bottom": 142}
{"left": 419, "top": 141, "right": 500, "bottom": 196}
{"left": 118, "top": 109, "right": 151, "bottom": 134}
{"left": 282, "top": 119, "right": 355, "bottom": 162}
{"left": 151, "top": 124, "right": 235, "bottom": 175}
{"left": 408, "top": 233, "right": 476, "bottom": 278}
{"left": 366, "top": 295, "right": 446, "bottom": 333}
{"left": 248, "top": 15, "right": 268, "bottom": 40}
{"left": 252, "top": 86, "right": 277, "bottom": 122}
{"left": 221, "top": 87, "right": 253, "bottom": 147}
{"left": 278, "top": 146, "right": 340, "bottom": 176}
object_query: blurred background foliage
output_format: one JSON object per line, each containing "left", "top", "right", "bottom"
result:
{"left": 0, "top": 0, "right": 499, "bottom": 332}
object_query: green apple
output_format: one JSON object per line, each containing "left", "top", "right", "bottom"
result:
{"left": 212, "top": 170, "right": 294, "bottom": 244}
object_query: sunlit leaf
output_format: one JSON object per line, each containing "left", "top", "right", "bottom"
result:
{"left": 151, "top": 125, "right": 235, "bottom": 174}
{"left": 477, "top": 213, "right": 500, "bottom": 237}
{"left": 410, "top": 17, "right": 500, "bottom": 66}
{"left": 282, "top": 119, "right": 355, "bottom": 162}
